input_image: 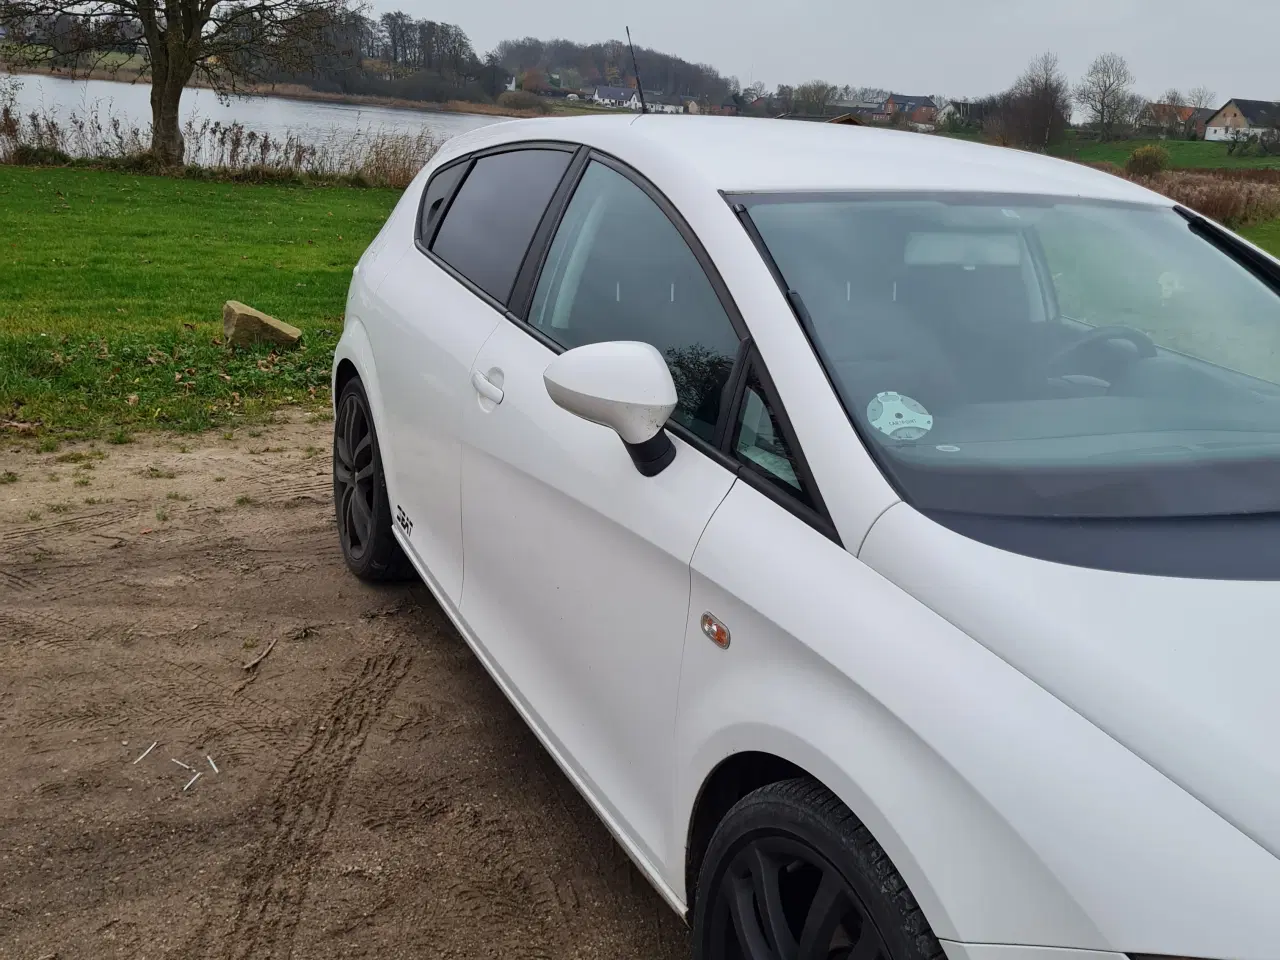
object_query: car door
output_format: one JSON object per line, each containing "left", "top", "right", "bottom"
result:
{"left": 458, "top": 156, "right": 744, "bottom": 873}
{"left": 374, "top": 144, "right": 574, "bottom": 603}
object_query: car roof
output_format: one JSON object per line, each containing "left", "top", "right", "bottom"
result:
{"left": 435, "top": 115, "right": 1168, "bottom": 206}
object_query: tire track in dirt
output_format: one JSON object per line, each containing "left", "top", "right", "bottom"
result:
{"left": 0, "top": 567, "right": 35, "bottom": 592}
{"left": 208, "top": 645, "right": 411, "bottom": 960}
{"left": 0, "top": 609, "right": 96, "bottom": 650}
{"left": 0, "top": 505, "right": 140, "bottom": 544}
{"left": 1, "top": 610, "right": 298, "bottom": 752}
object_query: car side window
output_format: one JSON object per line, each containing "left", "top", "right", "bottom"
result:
{"left": 431, "top": 148, "right": 573, "bottom": 304}
{"left": 732, "top": 366, "right": 813, "bottom": 509}
{"left": 417, "top": 160, "right": 467, "bottom": 244}
{"left": 528, "top": 160, "right": 740, "bottom": 443}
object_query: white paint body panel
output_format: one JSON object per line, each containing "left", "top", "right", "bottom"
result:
{"left": 459, "top": 318, "right": 736, "bottom": 871}
{"left": 358, "top": 166, "right": 501, "bottom": 604}
{"left": 337, "top": 116, "right": 1280, "bottom": 959}
{"left": 542, "top": 340, "right": 678, "bottom": 444}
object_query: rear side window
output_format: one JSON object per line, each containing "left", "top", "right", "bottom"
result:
{"left": 418, "top": 161, "right": 467, "bottom": 244}
{"left": 431, "top": 148, "right": 572, "bottom": 304}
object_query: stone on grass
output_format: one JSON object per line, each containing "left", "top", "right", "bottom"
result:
{"left": 222, "top": 301, "right": 302, "bottom": 348}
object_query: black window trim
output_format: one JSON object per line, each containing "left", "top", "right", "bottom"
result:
{"left": 501, "top": 145, "right": 752, "bottom": 468}
{"left": 724, "top": 342, "right": 839, "bottom": 543}
{"left": 729, "top": 194, "right": 926, "bottom": 524}
{"left": 1174, "top": 204, "right": 1280, "bottom": 296}
{"left": 414, "top": 154, "right": 471, "bottom": 250}
{"left": 412, "top": 140, "right": 580, "bottom": 314}
{"left": 509, "top": 148, "right": 750, "bottom": 342}
{"left": 515, "top": 150, "right": 836, "bottom": 541}
{"left": 413, "top": 139, "right": 838, "bottom": 542}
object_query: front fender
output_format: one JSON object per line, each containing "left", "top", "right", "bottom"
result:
{"left": 675, "top": 479, "right": 1280, "bottom": 958}
{"left": 676, "top": 670, "right": 1099, "bottom": 947}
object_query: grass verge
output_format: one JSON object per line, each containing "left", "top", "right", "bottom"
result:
{"left": 1242, "top": 219, "right": 1280, "bottom": 256}
{"left": 1, "top": 165, "right": 398, "bottom": 436}
{"left": 1054, "top": 137, "right": 1280, "bottom": 170}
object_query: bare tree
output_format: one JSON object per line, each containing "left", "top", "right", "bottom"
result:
{"left": 1156, "top": 87, "right": 1184, "bottom": 137}
{"left": 1075, "top": 52, "right": 1135, "bottom": 140}
{"left": 1, "top": 0, "right": 353, "bottom": 165}
{"left": 1116, "top": 90, "right": 1146, "bottom": 137}
{"left": 1014, "top": 52, "right": 1072, "bottom": 150}
{"left": 1184, "top": 85, "right": 1217, "bottom": 138}
{"left": 1188, "top": 86, "right": 1216, "bottom": 111}
{"left": 793, "top": 80, "right": 837, "bottom": 116}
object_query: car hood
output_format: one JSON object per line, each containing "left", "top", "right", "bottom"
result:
{"left": 859, "top": 502, "right": 1280, "bottom": 861}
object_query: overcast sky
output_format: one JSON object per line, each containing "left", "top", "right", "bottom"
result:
{"left": 380, "top": 0, "right": 1275, "bottom": 102}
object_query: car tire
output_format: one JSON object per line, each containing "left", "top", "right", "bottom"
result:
{"left": 693, "top": 778, "right": 944, "bottom": 960}
{"left": 333, "top": 377, "right": 412, "bottom": 582}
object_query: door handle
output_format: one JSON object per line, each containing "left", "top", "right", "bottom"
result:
{"left": 471, "top": 370, "right": 504, "bottom": 404}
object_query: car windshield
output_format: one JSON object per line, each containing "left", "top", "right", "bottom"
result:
{"left": 740, "top": 192, "right": 1280, "bottom": 519}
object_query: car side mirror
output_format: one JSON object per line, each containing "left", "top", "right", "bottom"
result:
{"left": 543, "top": 341, "right": 678, "bottom": 477}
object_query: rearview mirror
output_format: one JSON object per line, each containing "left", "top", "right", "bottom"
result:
{"left": 543, "top": 341, "right": 678, "bottom": 477}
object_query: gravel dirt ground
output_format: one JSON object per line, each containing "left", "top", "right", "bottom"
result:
{"left": 0, "top": 415, "right": 690, "bottom": 960}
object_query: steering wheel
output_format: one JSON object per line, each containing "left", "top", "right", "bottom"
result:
{"left": 1044, "top": 325, "right": 1157, "bottom": 379}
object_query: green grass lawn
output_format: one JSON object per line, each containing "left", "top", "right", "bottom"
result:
{"left": 1, "top": 166, "right": 398, "bottom": 436}
{"left": 1242, "top": 219, "right": 1280, "bottom": 255}
{"left": 3, "top": 163, "right": 1279, "bottom": 442}
{"left": 1053, "top": 137, "right": 1280, "bottom": 169}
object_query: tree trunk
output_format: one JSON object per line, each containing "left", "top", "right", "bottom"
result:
{"left": 149, "top": 78, "right": 185, "bottom": 167}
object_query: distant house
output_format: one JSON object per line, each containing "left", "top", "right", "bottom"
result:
{"left": 823, "top": 99, "right": 880, "bottom": 122}
{"left": 1189, "top": 107, "right": 1216, "bottom": 139}
{"left": 1204, "top": 99, "right": 1280, "bottom": 141}
{"left": 1138, "top": 102, "right": 1194, "bottom": 137}
{"left": 775, "top": 112, "right": 866, "bottom": 126}
{"left": 592, "top": 86, "right": 641, "bottom": 109}
{"left": 710, "top": 96, "right": 739, "bottom": 116}
{"left": 936, "top": 99, "right": 990, "bottom": 127}
{"left": 883, "top": 94, "right": 938, "bottom": 125}
{"left": 1137, "top": 102, "right": 1218, "bottom": 139}
{"left": 643, "top": 94, "right": 684, "bottom": 115}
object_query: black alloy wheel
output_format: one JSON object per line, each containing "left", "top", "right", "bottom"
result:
{"left": 707, "top": 836, "right": 891, "bottom": 960}
{"left": 695, "top": 780, "right": 943, "bottom": 960}
{"left": 335, "top": 386, "right": 376, "bottom": 560}
{"left": 332, "top": 377, "right": 410, "bottom": 581}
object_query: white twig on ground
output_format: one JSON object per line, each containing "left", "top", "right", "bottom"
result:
{"left": 241, "top": 635, "right": 279, "bottom": 671}
{"left": 170, "top": 758, "right": 193, "bottom": 771}
{"left": 207, "top": 755, "right": 219, "bottom": 773}
{"left": 183, "top": 772, "right": 202, "bottom": 791}
{"left": 132, "top": 742, "right": 158, "bottom": 764}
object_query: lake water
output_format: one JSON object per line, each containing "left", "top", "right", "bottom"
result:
{"left": 7, "top": 74, "right": 504, "bottom": 146}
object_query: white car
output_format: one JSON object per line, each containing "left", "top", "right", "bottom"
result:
{"left": 332, "top": 116, "right": 1280, "bottom": 960}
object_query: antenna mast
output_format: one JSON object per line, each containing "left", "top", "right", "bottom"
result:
{"left": 626, "top": 27, "right": 648, "bottom": 114}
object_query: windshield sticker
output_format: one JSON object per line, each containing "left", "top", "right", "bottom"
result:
{"left": 867, "top": 392, "right": 934, "bottom": 441}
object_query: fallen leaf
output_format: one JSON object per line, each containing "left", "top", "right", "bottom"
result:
{"left": 139, "top": 528, "right": 152, "bottom": 535}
